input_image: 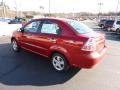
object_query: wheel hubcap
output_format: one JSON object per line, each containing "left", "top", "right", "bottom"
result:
{"left": 12, "top": 40, "right": 18, "bottom": 51}
{"left": 52, "top": 56, "right": 64, "bottom": 71}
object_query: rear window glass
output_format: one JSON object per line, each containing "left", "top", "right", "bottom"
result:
{"left": 106, "top": 20, "right": 114, "bottom": 24}
{"left": 101, "top": 20, "right": 106, "bottom": 22}
{"left": 66, "top": 20, "right": 94, "bottom": 34}
{"left": 116, "top": 21, "right": 120, "bottom": 24}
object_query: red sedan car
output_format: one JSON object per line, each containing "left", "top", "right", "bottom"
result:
{"left": 11, "top": 18, "right": 106, "bottom": 72}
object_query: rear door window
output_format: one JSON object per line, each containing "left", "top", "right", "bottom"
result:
{"left": 106, "top": 20, "right": 114, "bottom": 24}
{"left": 40, "top": 20, "right": 61, "bottom": 35}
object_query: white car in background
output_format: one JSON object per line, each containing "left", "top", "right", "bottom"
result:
{"left": 0, "top": 18, "right": 12, "bottom": 24}
{"left": 111, "top": 19, "right": 120, "bottom": 34}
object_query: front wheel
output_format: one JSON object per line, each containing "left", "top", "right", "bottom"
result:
{"left": 11, "top": 39, "right": 20, "bottom": 52}
{"left": 51, "top": 53, "right": 70, "bottom": 72}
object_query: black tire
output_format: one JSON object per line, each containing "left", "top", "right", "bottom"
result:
{"left": 116, "top": 28, "right": 120, "bottom": 35}
{"left": 101, "top": 25, "right": 104, "bottom": 29}
{"left": 11, "top": 39, "right": 20, "bottom": 52}
{"left": 51, "top": 53, "right": 70, "bottom": 72}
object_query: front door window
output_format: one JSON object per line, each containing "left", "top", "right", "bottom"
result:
{"left": 24, "top": 21, "right": 41, "bottom": 33}
{"left": 41, "top": 20, "right": 61, "bottom": 35}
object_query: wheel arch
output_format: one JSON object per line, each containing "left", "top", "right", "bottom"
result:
{"left": 116, "top": 28, "right": 120, "bottom": 30}
{"left": 50, "top": 48, "right": 72, "bottom": 66}
{"left": 116, "top": 28, "right": 120, "bottom": 34}
{"left": 11, "top": 37, "right": 16, "bottom": 42}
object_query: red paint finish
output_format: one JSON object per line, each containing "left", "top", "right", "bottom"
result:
{"left": 11, "top": 18, "right": 106, "bottom": 69}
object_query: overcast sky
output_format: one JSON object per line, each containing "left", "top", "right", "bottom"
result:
{"left": 2, "top": 0, "right": 120, "bottom": 13}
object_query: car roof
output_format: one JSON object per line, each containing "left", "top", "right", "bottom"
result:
{"left": 101, "top": 19, "right": 107, "bottom": 21}
{"left": 106, "top": 20, "right": 114, "bottom": 22}
{"left": 33, "top": 17, "right": 74, "bottom": 23}
{"left": 115, "top": 19, "right": 120, "bottom": 21}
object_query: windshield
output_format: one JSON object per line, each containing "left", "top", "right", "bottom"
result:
{"left": 66, "top": 20, "right": 94, "bottom": 34}
{"left": 116, "top": 21, "right": 120, "bottom": 24}
{"left": 106, "top": 20, "right": 114, "bottom": 24}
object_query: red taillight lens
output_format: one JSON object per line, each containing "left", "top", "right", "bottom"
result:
{"left": 82, "top": 38, "right": 96, "bottom": 51}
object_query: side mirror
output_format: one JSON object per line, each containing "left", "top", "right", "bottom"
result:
{"left": 18, "top": 28, "right": 24, "bottom": 32}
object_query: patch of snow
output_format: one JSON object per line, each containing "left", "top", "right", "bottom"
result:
{"left": 0, "top": 23, "right": 22, "bottom": 36}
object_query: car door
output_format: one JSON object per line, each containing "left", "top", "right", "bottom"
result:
{"left": 18, "top": 20, "right": 42, "bottom": 53}
{"left": 33, "top": 19, "right": 62, "bottom": 56}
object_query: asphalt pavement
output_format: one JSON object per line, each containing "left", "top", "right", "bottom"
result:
{"left": 0, "top": 21, "right": 120, "bottom": 90}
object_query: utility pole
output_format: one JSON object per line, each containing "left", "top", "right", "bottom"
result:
{"left": 98, "top": 2, "right": 103, "bottom": 20}
{"left": 40, "top": 6, "right": 44, "bottom": 16}
{"left": 116, "top": 0, "right": 120, "bottom": 19}
{"left": 15, "top": 0, "right": 18, "bottom": 17}
{"left": 1, "top": 0, "right": 5, "bottom": 18}
{"left": 72, "top": 8, "right": 75, "bottom": 19}
{"left": 49, "top": 0, "right": 51, "bottom": 16}
{"left": 19, "top": 3, "right": 22, "bottom": 17}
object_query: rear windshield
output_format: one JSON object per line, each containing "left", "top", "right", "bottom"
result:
{"left": 66, "top": 20, "right": 94, "bottom": 34}
{"left": 106, "top": 20, "right": 114, "bottom": 24}
{"left": 116, "top": 21, "right": 120, "bottom": 24}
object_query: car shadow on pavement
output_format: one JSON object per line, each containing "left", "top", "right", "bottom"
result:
{"left": 0, "top": 43, "right": 80, "bottom": 86}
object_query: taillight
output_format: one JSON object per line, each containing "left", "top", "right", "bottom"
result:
{"left": 82, "top": 38, "right": 96, "bottom": 51}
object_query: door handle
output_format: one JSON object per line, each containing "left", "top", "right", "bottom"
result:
{"left": 26, "top": 34, "right": 33, "bottom": 38}
{"left": 49, "top": 38, "right": 56, "bottom": 43}
{"left": 25, "top": 35, "right": 33, "bottom": 38}
{"left": 23, "top": 34, "right": 32, "bottom": 37}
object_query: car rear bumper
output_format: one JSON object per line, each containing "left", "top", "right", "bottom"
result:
{"left": 71, "top": 47, "right": 107, "bottom": 69}
{"left": 104, "top": 26, "right": 112, "bottom": 29}
{"left": 111, "top": 27, "right": 116, "bottom": 31}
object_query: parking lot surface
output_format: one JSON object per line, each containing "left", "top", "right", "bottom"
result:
{"left": 0, "top": 21, "right": 120, "bottom": 90}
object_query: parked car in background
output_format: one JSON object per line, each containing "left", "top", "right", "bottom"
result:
{"left": 98, "top": 19, "right": 107, "bottom": 28}
{"left": 11, "top": 18, "right": 106, "bottom": 72}
{"left": 111, "top": 19, "right": 120, "bottom": 34}
{"left": 0, "top": 18, "right": 12, "bottom": 24}
{"left": 103, "top": 20, "right": 114, "bottom": 31}
{"left": 8, "top": 17, "right": 24, "bottom": 24}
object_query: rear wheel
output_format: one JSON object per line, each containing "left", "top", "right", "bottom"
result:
{"left": 51, "top": 53, "right": 70, "bottom": 72}
{"left": 116, "top": 28, "right": 120, "bottom": 35}
{"left": 11, "top": 39, "right": 20, "bottom": 52}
